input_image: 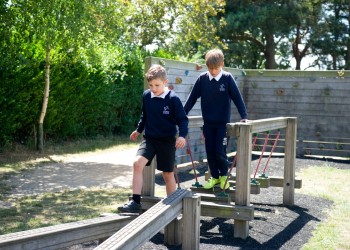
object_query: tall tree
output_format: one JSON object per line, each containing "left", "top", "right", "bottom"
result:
{"left": 312, "top": 1, "right": 350, "bottom": 69}
{"left": 8, "top": 0, "right": 123, "bottom": 151}
{"left": 217, "top": 1, "right": 299, "bottom": 69}
{"left": 290, "top": 1, "right": 323, "bottom": 70}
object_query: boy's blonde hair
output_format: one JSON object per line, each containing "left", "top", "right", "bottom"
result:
{"left": 145, "top": 64, "right": 167, "bottom": 82}
{"left": 205, "top": 49, "right": 224, "bottom": 68}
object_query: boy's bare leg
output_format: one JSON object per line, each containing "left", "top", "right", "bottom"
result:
{"left": 162, "top": 171, "right": 176, "bottom": 196}
{"left": 132, "top": 155, "right": 148, "bottom": 194}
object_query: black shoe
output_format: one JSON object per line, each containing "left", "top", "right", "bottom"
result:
{"left": 118, "top": 200, "right": 142, "bottom": 213}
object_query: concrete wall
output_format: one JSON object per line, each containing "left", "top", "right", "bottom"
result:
{"left": 144, "top": 57, "right": 350, "bottom": 161}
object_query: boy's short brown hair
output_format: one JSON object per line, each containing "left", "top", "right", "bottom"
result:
{"left": 205, "top": 49, "right": 224, "bottom": 68}
{"left": 145, "top": 64, "right": 167, "bottom": 82}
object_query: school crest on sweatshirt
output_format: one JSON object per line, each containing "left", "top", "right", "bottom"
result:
{"left": 163, "top": 106, "right": 170, "bottom": 114}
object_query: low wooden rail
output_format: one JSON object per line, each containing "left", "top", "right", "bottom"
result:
{"left": 95, "top": 189, "right": 200, "bottom": 250}
{"left": 0, "top": 214, "right": 134, "bottom": 250}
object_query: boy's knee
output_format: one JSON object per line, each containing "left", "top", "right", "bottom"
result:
{"left": 162, "top": 171, "right": 174, "bottom": 179}
{"left": 133, "top": 160, "right": 144, "bottom": 172}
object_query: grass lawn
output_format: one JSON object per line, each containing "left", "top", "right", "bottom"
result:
{"left": 298, "top": 164, "right": 350, "bottom": 250}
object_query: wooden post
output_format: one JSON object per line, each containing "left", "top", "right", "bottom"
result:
{"left": 164, "top": 216, "right": 182, "bottom": 246}
{"left": 283, "top": 118, "right": 297, "bottom": 206}
{"left": 234, "top": 123, "right": 252, "bottom": 239}
{"left": 142, "top": 158, "right": 155, "bottom": 197}
{"left": 182, "top": 195, "right": 201, "bottom": 250}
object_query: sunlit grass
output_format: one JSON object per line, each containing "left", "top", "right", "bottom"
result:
{"left": 0, "top": 135, "right": 138, "bottom": 176}
{"left": 0, "top": 187, "right": 130, "bottom": 235}
{"left": 299, "top": 164, "right": 350, "bottom": 250}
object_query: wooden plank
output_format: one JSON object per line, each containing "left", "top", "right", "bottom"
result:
{"left": 164, "top": 216, "right": 182, "bottom": 246}
{"left": 227, "top": 117, "right": 289, "bottom": 137}
{"left": 234, "top": 123, "right": 252, "bottom": 239}
{"left": 188, "top": 116, "right": 204, "bottom": 128}
{"left": 189, "top": 192, "right": 231, "bottom": 203}
{"left": 269, "top": 176, "right": 302, "bottom": 189}
{"left": 140, "top": 196, "right": 162, "bottom": 210}
{"left": 200, "top": 202, "right": 254, "bottom": 221}
{"left": 244, "top": 69, "right": 350, "bottom": 77}
{"left": 283, "top": 118, "right": 297, "bottom": 206}
{"left": 248, "top": 102, "right": 350, "bottom": 113}
{"left": 0, "top": 215, "right": 135, "bottom": 250}
{"left": 142, "top": 158, "right": 156, "bottom": 197}
{"left": 190, "top": 184, "right": 260, "bottom": 196}
{"left": 243, "top": 81, "right": 350, "bottom": 91}
{"left": 230, "top": 175, "right": 302, "bottom": 189}
{"left": 182, "top": 196, "right": 201, "bottom": 250}
{"left": 300, "top": 141, "right": 350, "bottom": 151}
{"left": 300, "top": 148, "right": 350, "bottom": 158}
{"left": 95, "top": 189, "right": 191, "bottom": 250}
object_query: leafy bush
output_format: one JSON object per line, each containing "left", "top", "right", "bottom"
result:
{"left": 0, "top": 42, "right": 145, "bottom": 148}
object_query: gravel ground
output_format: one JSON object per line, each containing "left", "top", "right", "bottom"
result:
{"left": 138, "top": 156, "right": 348, "bottom": 250}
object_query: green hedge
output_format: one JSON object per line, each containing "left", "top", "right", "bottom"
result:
{"left": 0, "top": 43, "right": 145, "bottom": 148}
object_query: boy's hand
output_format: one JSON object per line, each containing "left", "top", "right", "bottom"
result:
{"left": 175, "top": 136, "right": 186, "bottom": 149}
{"left": 130, "top": 131, "right": 140, "bottom": 141}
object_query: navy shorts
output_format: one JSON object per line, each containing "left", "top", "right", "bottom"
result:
{"left": 136, "top": 136, "right": 176, "bottom": 172}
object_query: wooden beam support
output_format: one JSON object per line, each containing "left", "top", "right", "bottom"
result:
{"left": 283, "top": 117, "right": 297, "bottom": 206}
{"left": 269, "top": 176, "right": 302, "bottom": 189}
{"left": 200, "top": 202, "right": 254, "bottom": 220}
{"left": 234, "top": 123, "right": 252, "bottom": 239}
{"left": 182, "top": 195, "right": 201, "bottom": 250}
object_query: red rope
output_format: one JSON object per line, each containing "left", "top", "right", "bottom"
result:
{"left": 222, "top": 133, "right": 258, "bottom": 190}
{"left": 186, "top": 136, "right": 199, "bottom": 183}
{"left": 253, "top": 132, "right": 270, "bottom": 179}
{"left": 261, "top": 130, "right": 281, "bottom": 174}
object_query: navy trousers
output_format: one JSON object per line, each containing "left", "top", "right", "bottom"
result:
{"left": 202, "top": 125, "right": 229, "bottom": 179}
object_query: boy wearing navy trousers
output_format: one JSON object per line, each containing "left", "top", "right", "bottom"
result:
{"left": 184, "top": 49, "right": 248, "bottom": 190}
{"left": 119, "top": 64, "right": 188, "bottom": 213}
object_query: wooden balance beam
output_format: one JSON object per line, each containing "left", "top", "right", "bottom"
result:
{"left": 0, "top": 214, "right": 135, "bottom": 250}
{"left": 95, "top": 189, "right": 200, "bottom": 250}
{"left": 190, "top": 184, "right": 260, "bottom": 202}
{"left": 230, "top": 175, "right": 302, "bottom": 189}
{"left": 141, "top": 191, "right": 254, "bottom": 221}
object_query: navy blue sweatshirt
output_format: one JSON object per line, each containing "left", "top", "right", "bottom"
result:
{"left": 136, "top": 89, "right": 188, "bottom": 139}
{"left": 184, "top": 70, "right": 248, "bottom": 127}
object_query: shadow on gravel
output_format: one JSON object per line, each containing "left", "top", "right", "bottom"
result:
{"left": 147, "top": 156, "right": 336, "bottom": 250}
{"left": 143, "top": 197, "right": 329, "bottom": 250}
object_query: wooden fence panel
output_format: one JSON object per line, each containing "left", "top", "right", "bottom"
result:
{"left": 145, "top": 57, "right": 350, "bottom": 159}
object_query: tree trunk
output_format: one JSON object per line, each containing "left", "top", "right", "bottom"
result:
{"left": 264, "top": 32, "right": 277, "bottom": 69}
{"left": 37, "top": 43, "right": 50, "bottom": 151}
{"left": 346, "top": 1, "right": 350, "bottom": 70}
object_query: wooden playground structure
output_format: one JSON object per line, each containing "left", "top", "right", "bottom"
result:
{"left": 0, "top": 116, "right": 301, "bottom": 250}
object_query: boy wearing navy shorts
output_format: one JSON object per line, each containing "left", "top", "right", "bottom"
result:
{"left": 118, "top": 64, "right": 188, "bottom": 213}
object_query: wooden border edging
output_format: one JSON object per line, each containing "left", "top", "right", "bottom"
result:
{"left": 94, "top": 189, "right": 198, "bottom": 250}
{"left": 0, "top": 214, "right": 134, "bottom": 250}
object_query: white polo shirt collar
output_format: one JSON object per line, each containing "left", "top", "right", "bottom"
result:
{"left": 208, "top": 69, "right": 223, "bottom": 81}
{"left": 151, "top": 87, "right": 170, "bottom": 98}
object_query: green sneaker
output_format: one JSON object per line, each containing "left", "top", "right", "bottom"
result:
{"left": 219, "top": 176, "right": 230, "bottom": 190}
{"left": 203, "top": 177, "right": 220, "bottom": 189}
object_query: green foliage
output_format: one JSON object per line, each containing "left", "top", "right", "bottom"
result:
{"left": 0, "top": 39, "right": 144, "bottom": 147}
{"left": 0, "top": 1, "right": 145, "bottom": 148}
